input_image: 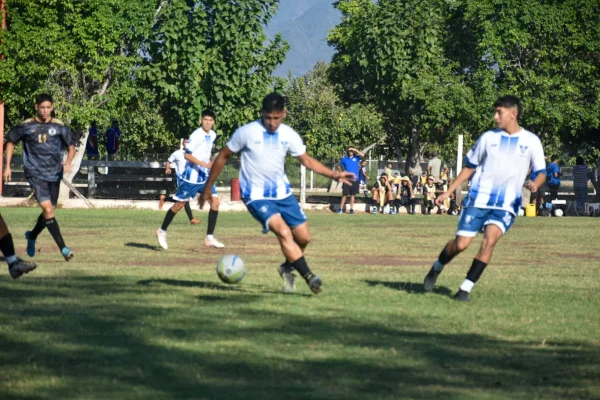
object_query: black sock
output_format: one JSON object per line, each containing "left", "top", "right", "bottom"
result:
{"left": 45, "top": 218, "right": 66, "bottom": 250}
{"left": 207, "top": 209, "right": 218, "bottom": 236}
{"left": 165, "top": 196, "right": 176, "bottom": 203}
{"left": 184, "top": 202, "right": 194, "bottom": 220}
{"left": 466, "top": 258, "right": 488, "bottom": 283}
{"left": 291, "top": 256, "right": 314, "bottom": 281}
{"left": 438, "top": 248, "right": 456, "bottom": 265}
{"left": 161, "top": 209, "right": 176, "bottom": 231}
{"left": 30, "top": 213, "right": 46, "bottom": 239}
{"left": 0, "top": 233, "right": 16, "bottom": 258}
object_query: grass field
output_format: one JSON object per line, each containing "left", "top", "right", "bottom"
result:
{"left": 1, "top": 208, "right": 599, "bottom": 400}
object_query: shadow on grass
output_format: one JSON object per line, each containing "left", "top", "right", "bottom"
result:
{"left": 137, "top": 279, "right": 239, "bottom": 291}
{"left": 365, "top": 279, "right": 453, "bottom": 296}
{"left": 125, "top": 242, "right": 162, "bottom": 251}
{"left": 0, "top": 276, "right": 598, "bottom": 400}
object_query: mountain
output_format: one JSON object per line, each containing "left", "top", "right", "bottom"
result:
{"left": 264, "top": 0, "right": 341, "bottom": 77}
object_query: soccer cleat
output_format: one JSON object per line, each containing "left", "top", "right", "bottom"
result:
{"left": 25, "top": 231, "right": 36, "bottom": 257}
{"left": 190, "top": 218, "right": 201, "bottom": 225}
{"left": 423, "top": 266, "right": 441, "bottom": 292}
{"left": 61, "top": 247, "right": 74, "bottom": 261}
{"left": 204, "top": 237, "right": 225, "bottom": 248}
{"left": 156, "top": 229, "right": 168, "bottom": 249}
{"left": 454, "top": 289, "right": 470, "bottom": 302}
{"left": 371, "top": 208, "right": 377, "bottom": 214}
{"left": 307, "top": 275, "right": 323, "bottom": 294}
{"left": 8, "top": 258, "right": 37, "bottom": 279}
{"left": 278, "top": 263, "right": 296, "bottom": 293}
{"left": 158, "top": 195, "right": 166, "bottom": 210}
{"left": 336, "top": 209, "right": 344, "bottom": 214}
{"left": 349, "top": 209, "right": 355, "bottom": 214}
{"left": 390, "top": 209, "right": 396, "bottom": 215}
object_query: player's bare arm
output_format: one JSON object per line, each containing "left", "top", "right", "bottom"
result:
{"left": 349, "top": 147, "right": 365, "bottom": 158}
{"left": 62, "top": 145, "right": 76, "bottom": 174}
{"left": 296, "top": 153, "right": 355, "bottom": 186}
{"left": 165, "top": 162, "right": 172, "bottom": 175}
{"left": 199, "top": 146, "right": 233, "bottom": 208}
{"left": 184, "top": 153, "right": 212, "bottom": 169}
{"left": 436, "top": 167, "right": 475, "bottom": 206}
{"left": 3, "top": 142, "right": 15, "bottom": 183}
{"left": 525, "top": 172, "right": 547, "bottom": 193}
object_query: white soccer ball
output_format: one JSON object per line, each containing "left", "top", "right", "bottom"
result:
{"left": 554, "top": 209, "right": 564, "bottom": 217}
{"left": 518, "top": 208, "right": 525, "bottom": 216}
{"left": 216, "top": 254, "right": 246, "bottom": 284}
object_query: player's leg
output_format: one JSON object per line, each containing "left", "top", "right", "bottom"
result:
{"left": 0, "top": 215, "right": 37, "bottom": 279}
{"left": 184, "top": 202, "right": 200, "bottom": 224}
{"left": 349, "top": 181, "right": 358, "bottom": 214}
{"left": 454, "top": 211, "right": 513, "bottom": 302}
{"left": 338, "top": 192, "right": 347, "bottom": 214}
{"left": 371, "top": 189, "right": 380, "bottom": 214}
{"left": 204, "top": 185, "right": 224, "bottom": 248}
{"left": 33, "top": 179, "right": 73, "bottom": 261}
{"left": 25, "top": 212, "right": 46, "bottom": 257}
{"left": 156, "top": 181, "right": 196, "bottom": 249}
{"left": 424, "top": 207, "right": 486, "bottom": 292}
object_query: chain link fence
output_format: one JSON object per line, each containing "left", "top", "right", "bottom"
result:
{"left": 2, "top": 158, "right": 599, "bottom": 216}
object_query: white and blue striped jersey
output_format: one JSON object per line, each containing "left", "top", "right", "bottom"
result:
{"left": 181, "top": 128, "right": 217, "bottom": 184}
{"left": 167, "top": 149, "right": 187, "bottom": 178}
{"left": 463, "top": 128, "right": 546, "bottom": 215}
{"left": 226, "top": 120, "right": 306, "bottom": 203}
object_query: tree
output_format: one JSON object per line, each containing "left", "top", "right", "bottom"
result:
{"left": 457, "top": 0, "right": 600, "bottom": 159}
{"left": 328, "top": 0, "right": 474, "bottom": 176}
{"left": 138, "top": 0, "right": 288, "bottom": 141}
{"left": 283, "top": 62, "right": 385, "bottom": 163}
{"left": 0, "top": 0, "right": 171, "bottom": 200}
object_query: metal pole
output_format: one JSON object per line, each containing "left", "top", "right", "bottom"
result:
{"left": 300, "top": 164, "right": 306, "bottom": 206}
{"left": 0, "top": 0, "right": 6, "bottom": 196}
{"left": 456, "top": 134, "right": 464, "bottom": 174}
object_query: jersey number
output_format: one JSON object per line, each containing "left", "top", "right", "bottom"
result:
{"left": 38, "top": 134, "right": 47, "bottom": 143}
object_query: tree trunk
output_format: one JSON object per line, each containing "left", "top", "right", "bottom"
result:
{"left": 58, "top": 128, "right": 89, "bottom": 204}
{"left": 405, "top": 127, "right": 423, "bottom": 177}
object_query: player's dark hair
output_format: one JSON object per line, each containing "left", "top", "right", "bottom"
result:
{"left": 35, "top": 93, "right": 53, "bottom": 105}
{"left": 494, "top": 95, "right": 522, "bottom": 120}
{"left": 576, "top": 156, "right": 584, "bottom": 165}
{"left": 551, "top": 155, "right": 559, "bottom": 161}
{"left": 261, "top": 92, "right": 286, "bottom": 113}
{"left": 202, "top": 109, "right": 216, "bottom": 119}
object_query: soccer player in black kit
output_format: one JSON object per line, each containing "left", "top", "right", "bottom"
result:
{"left": 3, "top": 94, "right": 76, "bottom": 263}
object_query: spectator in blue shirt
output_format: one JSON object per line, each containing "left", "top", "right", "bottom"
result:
{"left": 337, "top": 146, "right": 364, "bottom": 214}
{"left": 546, "top": 155, "right": 561, "bottom": 200}
{"left": 104, "top": 121, "right": 121, "bottom": 161}
{"left": 86, "top": 121, "right": 99, "bottom": 159}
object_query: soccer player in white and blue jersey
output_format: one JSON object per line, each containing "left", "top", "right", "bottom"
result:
{"left": 199, "top": 93, "right": 355, "bottom": 294}
{"left": 423, "top": 96, "right": 547, "bottom": 302}
{"left": 156, "top": 110, "right": 225, "bottom": 249}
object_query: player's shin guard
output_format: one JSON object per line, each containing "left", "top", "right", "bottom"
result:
{"left": 45, "top": 218, "right": 67, "bottom": 250}
{"left": 0, "top": 233, "right": 17, "bottom": 264}
{"left": 30, "top": 213, "right": 46, "bottom": 239}
{"left": 184, "top": 202, "right": 194, "bottom": 221}
{"left": 291, "top": 256, "right": 314, "bottom": 282}
{"left": 161, "top": 209, "right": 176, "bottom": 231}
{"left": 207, "top": 210, "right": 218, "bottom": 236}
{"left": 460, "top": 258, "right": 488, "bottom": 293}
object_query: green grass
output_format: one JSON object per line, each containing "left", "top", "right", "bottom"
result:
{"left": 1, "top": 208, "right": 599, "bottom": 400}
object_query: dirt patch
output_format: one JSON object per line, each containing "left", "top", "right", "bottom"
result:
{"left": 329, "top": 255, "right": 430, "bottom": 267}
{"left": 554, "top": 253, "right": 600, "bottom": 261}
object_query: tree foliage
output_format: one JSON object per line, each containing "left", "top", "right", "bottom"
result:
{"left": 328, "top": 0, "right": 474, "bottom": 174}
{"left": 283, "top": 62, "right": 384, "bottom": 162}
{"left": 138, "top": 0, "right": 288, "bottom": 141}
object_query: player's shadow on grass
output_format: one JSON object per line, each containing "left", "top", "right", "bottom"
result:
{"left": 137, "top": 279, "right": 240, "bottom": 291}
{"left": 365, "top": 280, "right": 453, "bottom": 296}
{"left": 125, "top": 242, "right": 162, "bottom": 251}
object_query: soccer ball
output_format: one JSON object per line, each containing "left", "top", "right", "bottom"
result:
{"left": 554, "top": 209, "right": 564, "bottom": 217}
{"left": 216, "top": 254, "right": 246, "bottom": 284}
{"left": 518, "top": 208, "right": 525, "bottom": 216}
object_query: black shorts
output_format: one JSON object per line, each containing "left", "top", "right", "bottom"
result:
{"left": 28, "top": 176, "right": 60, "bottom": 206}
{"left": 342, "top": 181, "right": 360, "bottom": 196}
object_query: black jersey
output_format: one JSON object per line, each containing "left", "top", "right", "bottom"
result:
{"left": 7, "top": 118, "right": 74, "bottom": 181}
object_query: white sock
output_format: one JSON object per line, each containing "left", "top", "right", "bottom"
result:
{"left": 206, "top": 235, "right": 214, "bottom": 241}
{"left": 433, "top": 260, "right": 445, "bottom": 272}
{"left": 460, "top": 279, "right": 475, "bottom": 293}
{"left": 158, "top": 229, "right": 166, "bottom": 234}
{"left": 5, "top": 255, "right": 17, "bottom": 265}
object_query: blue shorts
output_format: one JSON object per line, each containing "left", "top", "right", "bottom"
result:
{"left": 245, "top": 195, "right": 308, "bottom": 234}
{"left": 173, "top": 180, "right": 217, "bottom": 201}
{"left": 456, "top": 207, "right": 515, "bottom": 237}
